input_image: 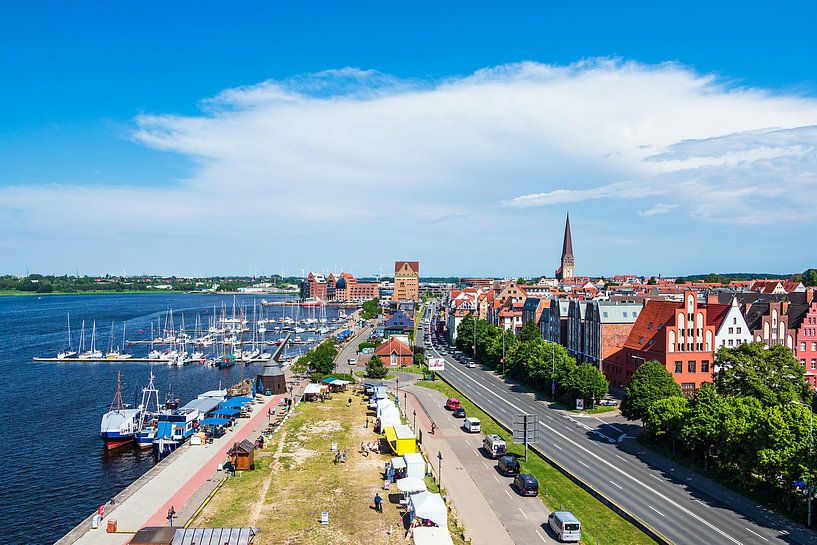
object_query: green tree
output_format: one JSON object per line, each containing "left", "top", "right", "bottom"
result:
{"left": 679, "top": 383, "right": 727, "bottom": 470}
{"left": 414, "top": 352, "right": 426, "bottom": 368}
{"left": 365, "top": 355, "right": 388, "bottom": 378}
{"left": 36, "top": 282, "right": 54, "bottom": 293}
{"left": 621, "top": 360, "right": 683, "bottom": 421}
{"left": 801, "top": 268, "right": 817, "bottom": 287}
{"left": 645, "top": 396, "right": 690, "bottom": 453}
{"left": 647, "top": 276, "right": 657, "bottom": 285}
{"left": 565, "top": 363, "right": 609, "bottom": 407}
{"left": 297, "top": 339, "right": 338, "bottom": 376}
{"left": 714, "top": 342, "right": 810, "bottom": 405}
{"left": 518, "top": 319, "right": 540, "bottom": 343}
{"left": 361, "top": 298, "right": 380, "bottom": 320}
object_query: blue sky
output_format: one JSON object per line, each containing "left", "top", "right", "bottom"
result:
{"left": 2, "top": 2, "right": 817, "bottom": 277}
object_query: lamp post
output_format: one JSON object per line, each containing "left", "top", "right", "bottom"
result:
{"left": 413, "top": 409, "right": 417, "bottom": 431}
{"left": 437, "top": 450, "right": 443, "bottom": 489}
{"left": 792, "top": 400, "right": 814, "bottom": 527}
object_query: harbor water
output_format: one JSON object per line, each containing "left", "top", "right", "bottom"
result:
{"left": 0, "top": 293, "right": 343, "bottom": 545}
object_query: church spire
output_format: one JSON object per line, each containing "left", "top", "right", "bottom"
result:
{"left": 556, "top": 213, "right": 574, "bottom": 280}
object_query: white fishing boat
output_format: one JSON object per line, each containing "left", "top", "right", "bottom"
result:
{"left": 100, "top": 371, "right": 141, "bottom": 449}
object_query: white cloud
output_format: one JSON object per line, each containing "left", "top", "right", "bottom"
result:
{"left": 3, "top": 59, "right": 817, "bottom": 274}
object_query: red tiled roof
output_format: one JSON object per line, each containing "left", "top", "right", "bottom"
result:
{"left": 375, "top": 337, "right": 412, "bottom": 356}
{"left": 623, "top": 300, "right": 679, "bottom": 351}
{"left": 705, "top": 303, "right": 730, "bottom": 328}
{"left": 395, "top": 261, "right": 420, "bottom": 274}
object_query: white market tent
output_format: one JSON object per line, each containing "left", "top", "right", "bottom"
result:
{"left": 409, "top": 491, "right": 447, "bottom": 528}
{"left": 379, "top": 413, "right": 401, "bottom": 429}
{"left": 396, "top": 477, "right": 427, "bottom": 494}
{"left": 376, "top": 398, "right": 395, "bottom": 417}
{"left": 378, "top": 403, "right": 400, "bottom": 419}
{"left": 413, "top": 527, "right": 454, "bottom": 545}
{"left": 303, "top": 384, "right": 322, "bottom": 395}
{"left": 390, "top": 456, "right": 407, "bottom": 470}
{"left": 403, "top": 452, "right": 426, "bottom": 480}
{"left": 330, "top": 379, "right": 351, "bottom": 385}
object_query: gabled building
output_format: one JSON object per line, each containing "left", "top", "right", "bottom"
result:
{"left": 393, "top": 261, "right": 420, "bottom": 301}
{"left": 301, "top": 272, "right": 327, "bottom": 302}
{"left": 541, "top": 298, "right": 570, "bottom": 345}
{"left": 383, "top": 310, "right": 414, "bottom": 337}
{"left": 794, "top": 299, "right": 817, "bottom": 388}
{"left": 709, "top": 297, "right": 752, "bottom": 351}
{"left": 610, "top": 292, "right": 716, "bottom": 395}
{"left": 375, "top": 336, "right": 413, "bottom": 367}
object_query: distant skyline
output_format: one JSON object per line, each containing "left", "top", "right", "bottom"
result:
{"left": 2, "top": 2, "right": 817, "bottom": 277}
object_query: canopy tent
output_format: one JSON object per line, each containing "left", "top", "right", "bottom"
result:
{"left": 320, "top": 376, "right": 338, "bottom": 384}
{"left": 403, "top": 453, "right": 427, "bottom": 480}
{"left": 198, "top": 417, "right": 231, "bottom": 426}
{"left": 220, "top": 396, "right": 253, "bottom": 408}
{"left": 412, "top": 527, "right": 454, "bottom": 545}
{"left": 379, "top": 413, "right": 401, "bottom": 429}
{"left": 330, "top": 379, "right": 351, "bottom": 385}
{"left": 397, "top": 477, "right": 427, "bottom": 494}
{"left": 212, "top": 407, "right": 241, "bottom": 416}
{"left": 390, "top": 457, "right": 407, "bottom": 470}
{"left": 409, "top": 491, "right": 447, "bottom": 528}
{"left": 303, "top": 384, "right": 322, "bottom": 395}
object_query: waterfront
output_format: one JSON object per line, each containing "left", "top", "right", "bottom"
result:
{"left": 0, "top": 293, "right": 342, "bottom": 545}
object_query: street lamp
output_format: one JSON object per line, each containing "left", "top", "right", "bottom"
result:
{"left": 437, "top": 450, "right": 443, "bottom": 489}
{"left": 413, "top": 409, "right": 417, "bottom": 430}
{"left": 791, "top": 400, "right": 814, "bottom": 528}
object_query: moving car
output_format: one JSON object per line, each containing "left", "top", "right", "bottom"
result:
{"left": 514, "top": 473, "right": 539, "bottom": 496}
{"left": 466, "top": 361, "right": 476, "bottom": 368}
{"left": 452, "top": 407, "right": 466, "bottom": 418}
{"left": 445, "top": 397, "right": 461, "bottom": 410}
{"left": 497, "top": 455, "right": 520, "bottom": 476}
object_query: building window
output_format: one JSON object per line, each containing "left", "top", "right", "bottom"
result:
{"left": 647, "top": 321, "right": 652, "bottom": 329}
{"left": 811, "top": 359, "right": 817, "bottom": 370}
{"left": 688, "top": 360, "right": 696, "bottom": 373}
{"left": 736, "top": 327, "right": 741, "bottom": 334}
{"left": 728, "top": 327, "right": 734, "bottom": 334}
{"left": 802, "top": 342, "right": 808, "bottom": 352}
{"left": 812, "top": 342, "right": 817, "bottom": 351}
{"left": 728, "top": 339, "right": 733, "bottom": 346}
{"left": 701, "top": 360, "right": 710, "bottom": 373}
{"left": 675, "top": 361, "right": 683, "bottom": 373}
{"left": 638, "top": 336, "right": 643, "bottom": 344}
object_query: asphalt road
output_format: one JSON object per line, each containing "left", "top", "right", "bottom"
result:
{"left": 421, "top": 302, "right": 817, "bottom": 545}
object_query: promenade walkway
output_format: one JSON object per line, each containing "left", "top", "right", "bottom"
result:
{"left": 68, "top": 392, "right": 285, "bottom": 545}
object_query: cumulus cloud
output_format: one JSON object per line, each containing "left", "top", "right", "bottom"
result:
{"left": 3, "top": 59, "right": 817, "bottom": 273}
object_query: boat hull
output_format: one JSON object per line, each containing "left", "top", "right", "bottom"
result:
{"left": 101, "top": 432, "right": 134, "bottom": 449}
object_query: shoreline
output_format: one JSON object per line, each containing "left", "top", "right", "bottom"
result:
{"left": 0, "top": 290, "right": 299, "bottom": 298}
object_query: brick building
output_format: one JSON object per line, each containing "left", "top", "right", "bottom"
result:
{"left": 301, "top": 272, "right": 327, "bottom": 302}
{"left": 794, "top": 300, "right": 817, "bottom": 388}
{"left": 585, "top": 301, "right": 641, "bottom": 371}
{"left": 393, "top": 261, "right": 420, "bottom": 301}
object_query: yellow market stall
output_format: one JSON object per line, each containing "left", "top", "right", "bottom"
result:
{"left": 384, "top": 424, "right": 417, "bottom": 455}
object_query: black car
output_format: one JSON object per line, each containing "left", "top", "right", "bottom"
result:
{"left": 452, "top": 407, "right": 466, "bottom": 418}
{"left": 514, "top": 474, "right": 539, "bottom": 496}
{"left": 497, "top": 455, "right": 520, "bottom": 476}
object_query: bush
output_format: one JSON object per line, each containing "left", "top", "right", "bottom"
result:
{"left": 365, "top": 356, "right": 388, "bottom": 379}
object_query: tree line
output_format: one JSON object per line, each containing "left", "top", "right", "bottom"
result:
{"left": 622, "top": 343, "right": 815, "bottom": 519}
{"left": 456, "top": 316, "right": 609, "bottom": 408}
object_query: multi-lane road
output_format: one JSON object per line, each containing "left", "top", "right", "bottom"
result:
{"left": 419, "top": 303, "right": 817, "bottom": 545}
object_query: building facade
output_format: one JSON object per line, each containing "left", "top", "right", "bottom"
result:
{"left": 393, "top": 261, "right": 420, "bottom": 301}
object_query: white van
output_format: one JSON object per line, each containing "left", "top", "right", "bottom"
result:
{"left": 463, "top": 417, "right": 481, "bottom": 433}
{"left": 548, "top": 511, "right": 581, "bottom": 542}
{"left": 347, "top": 357, "right": 357, "bottom": 365}
{"left": 483, "top": 434, "right": 506, "bottom": 458}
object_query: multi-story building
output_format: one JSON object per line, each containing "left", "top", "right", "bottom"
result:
{"left": 460, "top": 277, "right": 494, "bottom": 289}
{"left": 709, "top": 297, "right": 753, "bottom": 351}
{"left": 301, "top": 272, "right": 328, "bottom": 301}
{"left": 540, "top": 298, "right": 570, "bottom": 345}
{"left": 609, "top": 292, "right": 716, "bottom": 395}
{"left": 585, "top": 301, "right": 641, "bottom": 370}
{"left": 794, "top": 300, "right": 817, "bottom": 388}
{"left": 565, "top": 300, "right": 587, "bottom": 361}
{"left": 393, "top": 261, "right": 420, "bottom": 301}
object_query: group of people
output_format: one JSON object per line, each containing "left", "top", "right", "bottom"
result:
{"left": 334, "top": 449, "right": 348, "bottom": 464}
{"left": 360, "top": 441, "right": 380, "bottom": 456}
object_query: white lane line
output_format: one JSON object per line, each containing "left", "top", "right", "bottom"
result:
{"left": 615, "top": 454, "right": 626, "bottom": 461}
{"left": 745, "top": 528, "right": 769, "bottom": 542}
{"left": 482, "top": 461, "right": 490, "bottom": 470}
{"left": 505, "top": 489, "right": 513, "bottom": 499}
{"left": 537, "top": 529, "right": 548, "bottom": 543}
{"left": 693, "top": 499, "right": 706, "bottom": 505}
{"left": 493, "top": 474, "right": 500, "bottom": 483}
{"left": 464, "top": 439, "right": 471, "bottom": 447}
{"left": 552, "top": 443, "right": 563, "bottom": 451}
{"left": 609, "top": 480, "right": 624, "bottom": 490}
{"left": 578, "top": 460, "right": 590, "bottom": 468}
{"left": 438, "top": 363, "right": 744, "bottom": 545}
{"left": 518, "top": 507, "right": 529, "bottom": 519}
{"left": 649, "top": 474, "right": 662, "bottom": 481}
{"left": 648, "top": 505, "right": 666, "bottom": 517}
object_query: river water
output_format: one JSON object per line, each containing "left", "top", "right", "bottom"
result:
{"left": 0, "top": 293, "right": 340, "bottom": 544}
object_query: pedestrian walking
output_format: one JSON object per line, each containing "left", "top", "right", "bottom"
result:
{"left": 374, "top": 493, "right": 383, "bottom": 513}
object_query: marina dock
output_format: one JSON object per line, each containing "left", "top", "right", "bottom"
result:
{"left": 33, "top": 356, "right": 274, "bottom": 363}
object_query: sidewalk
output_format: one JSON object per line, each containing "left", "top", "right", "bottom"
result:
{"left": 68, "top": 391, "right": 285, "bottom": 545}
{"left": 403, "top": 385, "right": 516, "bottom": 545}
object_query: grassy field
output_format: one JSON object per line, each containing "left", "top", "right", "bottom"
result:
{"left": 417, "top": 381, "right": 658, "bottom": 545}
{"left": 193, "top": 392, "right": 463, "bottom": 544}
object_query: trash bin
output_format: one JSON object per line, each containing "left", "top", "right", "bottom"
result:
{"left": 106, "top": 519, "right": 117, "bottom": 533}
{"left": 91, "top": 515, "right": 100, "bottom": 529}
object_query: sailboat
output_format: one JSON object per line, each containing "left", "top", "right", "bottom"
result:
{"left": 80, "top": 320, "right": 103, "bottom": 359}
{"left": 100, "top": 371, "right": 141, "bottom": 449}
{"left": 134, "top": 370, "right": 161, "bottom": 449}
{"left": 57, "top": 313, "right": 77, "bottom": 359}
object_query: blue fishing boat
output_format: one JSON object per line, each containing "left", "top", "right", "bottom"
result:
{"left": 134, "top": 371, "right": 161, "bottom": 450}
{"left": 152, "top": 390, "right": 225, "bottom": 460}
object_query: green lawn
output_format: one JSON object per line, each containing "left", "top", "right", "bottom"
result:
{"left": 418, "top": 380, "right": 658, "bottom": 545}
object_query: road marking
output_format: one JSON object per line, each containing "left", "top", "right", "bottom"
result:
{"left": 609, "top": 480, "right": 623, "bottom": 490}
{"left": 536, "top": 529, "right": 548, "bottom": 543}
{"left": 475, "top": 449, "right": 481, "bottom": 457}
{"left": 745, "top": 528, "right": 769, "bottom": 542}
{"left": 615, "top": 454, "right": 626, "bottom": 462}
{"left": 552, "top": 443, "right": 563, "bottom": 451}
{"left": 648, "top": 505, "right": 666, "bottom": 517}
{"left": 577, "top": 460, "right": 589, "bottom": 468}
{"left": 482, "top": 461, "right": 490, "bottom": 470}
{"left": 505, "top": 489, "right": 513, "bottom": 499}
{"left": 693, "top": 499, "right": 706, "bottom": 506}
{"left": 464, "top": 439, "right": 471, "bottom": 447}
{"left": 518, "top": 507, "right": 529, "bottom": 519}
{"left": 493, "top": 474, "right": 500, "bottom": 483}
{"left": 437, "top": 364, "right": 744, "bottom": 545}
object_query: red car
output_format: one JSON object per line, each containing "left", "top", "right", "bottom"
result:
{"left": 445, "top": 397, "right": 460, "bottom": 410}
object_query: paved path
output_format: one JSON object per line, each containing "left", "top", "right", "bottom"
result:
{"left": 404, "top": 386, "right": 525, "bottom": 545}
{"left": 70, "top": 392, "right": 284, "bottom": 545}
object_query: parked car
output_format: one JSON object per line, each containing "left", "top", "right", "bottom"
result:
{"left": 452, "top": 407, "right": 466, "bottom": 418}
{"left": 445, "top": 397, "right": 461, "bottom": 410}
{"left": 549, "top": 511, "right": 581, "bottom": 542}
{"left": 466, "top": 361, "right": 476, "bottom": 368}
{"left": 463, "top": 417, "right": 481, "bottom": 433}
{"left": 483, "top": 434, "right": 507, "bottom": 458}
{"left": 514, "top": 474, "right": 539, "bottom": 496}
{"left": 497, "top": 455, "right": 520, "bottom": 476}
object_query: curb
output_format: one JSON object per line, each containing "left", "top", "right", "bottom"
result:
{"left": 435, "top": 372, "right": 674, "bottom": 545}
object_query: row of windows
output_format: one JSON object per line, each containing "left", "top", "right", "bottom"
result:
{"left": 799, "top": 359, "right": 817, "bottom": 370}
{"left": 799, "top": 341, "right": 817, "bottom": 352}
{"left": 721, "top": 339, "right": 745, "bottom": 347}
{"left": 674, "top": 360, "right": 711, "bottom": 374}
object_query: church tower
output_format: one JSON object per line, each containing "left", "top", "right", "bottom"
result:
{"left": 555, "top": 213, "right": 574, "bottom": 280}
